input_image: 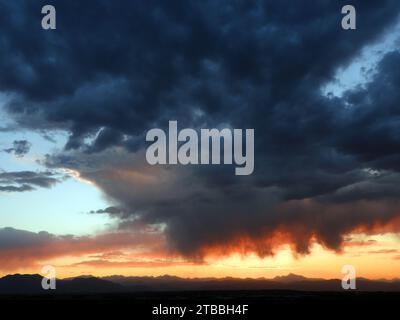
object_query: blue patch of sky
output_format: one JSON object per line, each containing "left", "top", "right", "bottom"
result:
{"left": 0, "top": 95, "right": 114, "bottom": 236}
{"left": 322, "top": 19, "right": 400, "bottom": 98}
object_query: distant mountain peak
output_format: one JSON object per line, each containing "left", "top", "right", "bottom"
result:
{"left": 2, "top": 273, "right": 42, "bottom": 279}
{"left": 273, "top": 273, "right": 309, "bottom": 282}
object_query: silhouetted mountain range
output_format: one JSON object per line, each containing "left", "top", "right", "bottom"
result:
{"left": 0, "top": 274, "right": 122, "bottom": 294}
{"left": 1, "top": 273, "right": 399, "bottom": 294}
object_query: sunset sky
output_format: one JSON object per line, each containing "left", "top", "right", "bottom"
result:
{"left": 0, "top": 0, "right": 400, "bottom": 280}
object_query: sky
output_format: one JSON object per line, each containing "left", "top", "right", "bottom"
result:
{"left": 0, "top": 0, "right": 400, "bottom": 280}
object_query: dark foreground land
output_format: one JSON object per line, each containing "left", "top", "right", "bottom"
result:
{"left": 0, "top": 290, "right": 398, "bottom": 318}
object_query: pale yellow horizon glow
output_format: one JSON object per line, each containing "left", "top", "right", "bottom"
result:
{"left": 2, "top": 233, "right": 398, "bottom": 281}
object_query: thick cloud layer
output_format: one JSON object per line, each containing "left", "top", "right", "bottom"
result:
{"left": 1, "top": 0, "right": 400, "bottom": 257}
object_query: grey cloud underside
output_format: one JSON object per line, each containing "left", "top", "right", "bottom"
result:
{"left": 0, "top": 227, "right": 56, "bottom": 250}
{"left": 91, "top": 207, "right": 124, "bottom": 215}
{"left": 2, "top": 0, "right": 400, "bottom": 255}
{"left": 0, "top": 184, "right": 34, "bottom": 192}
{"left": 0, "top": 170, "right": 63, "bottom": 192}
{"left": 3, "top": 139, "right": 31, "bottom": 157}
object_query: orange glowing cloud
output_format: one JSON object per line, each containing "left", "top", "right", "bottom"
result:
{"left": 0, "top": 227, "right": 166, "bottom": 272}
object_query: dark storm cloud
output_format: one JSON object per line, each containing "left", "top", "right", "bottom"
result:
{"left": 2, "top": 0, "right": 400, "bottom": 255}
{"left": 0, "top": 170, "right": 62, "bottom": 192}
{"left": 3, "top": 139, "right": 31, "bottom": 157}
{"left": 336, "top": 51, "right": 400, "bottom": 169}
